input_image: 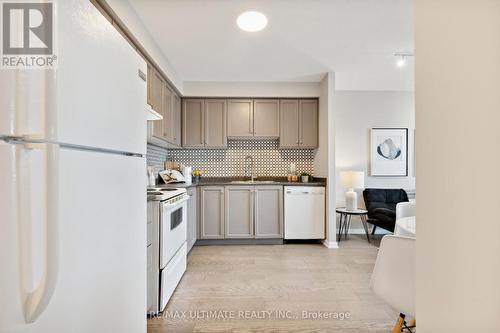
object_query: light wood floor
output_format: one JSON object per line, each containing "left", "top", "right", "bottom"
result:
{"left": 148, "top": 235, "right": 399, "bottom": 333}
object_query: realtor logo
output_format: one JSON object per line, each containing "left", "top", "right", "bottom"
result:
{"left": 1, "top": 1, "right": 56, "bottom": 68}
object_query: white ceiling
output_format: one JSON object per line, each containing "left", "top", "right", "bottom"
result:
{"left": 128, "top": 0, "right": 414, "bottom": 91}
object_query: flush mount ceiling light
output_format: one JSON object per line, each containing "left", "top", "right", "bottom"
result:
{"left": 237, "top": 11, "right": 268, "bottom": 32}
{"left": 394, "top": 52, "right": 414, "bottom": 68}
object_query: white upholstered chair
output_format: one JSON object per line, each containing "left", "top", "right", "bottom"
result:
{"left": 396, "top": 201, "right": 416, "bottom": 220}
{"left": 370, "top": 235, "right": 416, "bottom": 332}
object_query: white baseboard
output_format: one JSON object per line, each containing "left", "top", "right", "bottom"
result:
{"left": 322, "top": 240, "right": 339, "bottom": 249}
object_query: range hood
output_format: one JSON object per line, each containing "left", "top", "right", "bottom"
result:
{"left": 146, "top": 104, "right": 162, "bottom": 121}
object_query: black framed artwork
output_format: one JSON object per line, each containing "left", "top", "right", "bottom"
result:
{"left": 370, "top": 128, "right": 408, "bottom": 176}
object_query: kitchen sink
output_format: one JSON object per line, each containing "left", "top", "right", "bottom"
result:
{"left": 230, "top": 180, "right": 277, "bottom": 184}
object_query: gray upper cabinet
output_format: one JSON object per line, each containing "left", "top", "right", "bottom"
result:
{"left": 254, "top": 186, "right": 283, "bottom": 238}
{"left": 299, "top": 99, "right": 318, "bottom": 148}
{"left": 149, "top": 68, "right": 164, "bottom": 140}
{"left": 147, "top": 66, "right": 181, "bottom": 148}
{"left": 228, "top": 99, "right": 280, "bottom": 138}
{"left": 253, "top": 99, "right": 279, "bottom": 137}
{"left": 162, "top": 84, "right": 173, "bottom": 142}
{"left": 204, "top": 99, "right": 227, "bottom": 147}
{"left": 279, "top": 100, "right": 300, "bottom": 148}
{"left": 225, "top": 187, "right": 254, "bottom": 238}
{"left": 199, "top": 186, "right": 225, "bottom": 239}
{"left": 279, "top": 99, "right": 318, "bottom": 148}
{"left": 182, "top": 99, "right": 227, "bottom": 148}
{"left": 182, "top": 99, "right": 204, "bottom": 147}
{"left": 227, "top": 99, "right": 253, "bottom": 137}
{"left": 172, "top": 93, "right": 181, "bottom": 146}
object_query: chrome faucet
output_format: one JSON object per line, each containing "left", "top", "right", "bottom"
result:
{"left": 245, "top": 155, "right": 255, "bottom": 181}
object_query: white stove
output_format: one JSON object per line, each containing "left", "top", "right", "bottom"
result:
{"left": 147, "top": 186, "right": 189, "bottom": 314}
{"left": 147, "top": 187, "right": 187, "bottom": 202}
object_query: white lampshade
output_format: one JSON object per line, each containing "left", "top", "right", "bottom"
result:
{"left": 340, "top": 171, "right": 365, "bottom": 189}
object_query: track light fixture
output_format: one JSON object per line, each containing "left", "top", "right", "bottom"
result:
{"left": 394, "top": 52, "right": 414, "bottom": 68}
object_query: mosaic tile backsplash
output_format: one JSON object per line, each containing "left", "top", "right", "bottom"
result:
{"left": 147, "top": 139, "right": 315, "bottom": 177}
{"left": 147, "top": 144, "right": 169, "bottom": 168}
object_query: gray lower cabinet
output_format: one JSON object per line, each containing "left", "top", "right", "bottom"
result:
{"left": 186, "top": 187, "right": 197, "bottom": 251}
{"left": 218, "top": 185, "right": 283, "bottom": 239}
{"left": 225, "top": 186, "right": 254, "bottom": 238}
{"left": 254, "top": 186, "right": 283, "bottom": 238}
{"left": 199, "top": 186, "right": 225, "bottom": 239}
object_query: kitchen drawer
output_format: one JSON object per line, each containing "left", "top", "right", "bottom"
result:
{"left": 159, "top": 242, "right": 187, "bottom": 311}
{"left": 147, "top": 222, "right": 153, "bottom": 247}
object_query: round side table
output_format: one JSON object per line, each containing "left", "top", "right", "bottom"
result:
{"left": 336, "top": 207, "right": 370, "bottom": 243}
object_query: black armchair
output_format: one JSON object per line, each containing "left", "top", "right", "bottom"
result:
{"left": 362, "top": 188, "right": 409, "bottom": 233}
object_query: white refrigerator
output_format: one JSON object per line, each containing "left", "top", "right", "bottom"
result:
{"left": 1, "top": 0, "right": 148, "bottom": 332}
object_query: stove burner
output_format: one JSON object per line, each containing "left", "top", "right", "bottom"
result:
{"left": 147, "top": 187, "right": 187, "bottom": 202}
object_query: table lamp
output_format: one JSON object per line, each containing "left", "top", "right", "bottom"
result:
{"left": 340, "top": 171, "right": 365, "bottom": 211}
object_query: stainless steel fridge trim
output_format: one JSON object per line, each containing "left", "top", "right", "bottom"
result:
{"left": 0, "top": 136, "right": 144, "bottom": 157}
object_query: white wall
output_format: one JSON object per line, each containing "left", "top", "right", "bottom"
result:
{"left": 182, "top": 81, "right": 320, "bottom": 98}
{"left": 106, "top": 0, "right": 183, "bottom": 93}
{"left": 315, "top": 73, "right": 337, "bottom": 248}
{"left": 334, "top": 91, "right": 415, "bottom": 231}
{"left": 314, "top": 77, "right": 329, "bottom": 178}
{"left": 416, "top": 0, "right": 500, "bottom": 331}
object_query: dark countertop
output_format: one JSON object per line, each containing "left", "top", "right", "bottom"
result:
{"left": 153, "top": 177, "right": 327, "bottom": 189}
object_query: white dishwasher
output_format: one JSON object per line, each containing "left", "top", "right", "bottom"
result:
{"left": 284, "top": 186, "right": 325, "bottom": 239}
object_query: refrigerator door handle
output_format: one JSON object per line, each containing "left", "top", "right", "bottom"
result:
{"left": 19, "top": 143, "right": 59, "bottom": 323}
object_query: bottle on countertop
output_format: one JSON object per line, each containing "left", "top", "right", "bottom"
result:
{"left": 181, "top": 165, "right": 192, "bottom": 184}
{"left": 147, "top": 166, "right": 156, "bottom": 187}
{"left": 287, "top": 162, "right": 298, "bottom": 182}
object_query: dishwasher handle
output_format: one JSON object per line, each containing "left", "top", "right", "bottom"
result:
{"left": 285, "top": 187, "right": 325, "bottom": 195}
